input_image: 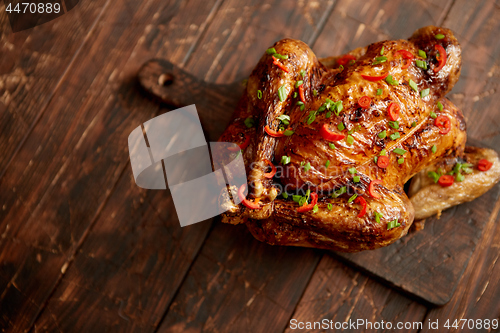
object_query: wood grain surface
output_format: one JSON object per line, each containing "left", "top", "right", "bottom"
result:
{"left": 1, "top": 0, "right": 500, "bottom": 332}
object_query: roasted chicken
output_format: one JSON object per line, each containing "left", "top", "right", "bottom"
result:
{"left": 218, "top": 26, "right": 500, "bottom": 252}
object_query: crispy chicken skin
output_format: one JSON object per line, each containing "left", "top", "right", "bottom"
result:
{"left": 218, "top": 26, "right": 500, "bottom": 252}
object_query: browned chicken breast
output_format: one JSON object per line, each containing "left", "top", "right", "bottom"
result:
{"left": 218, "top": 26, "right": 500, "bottom": 252}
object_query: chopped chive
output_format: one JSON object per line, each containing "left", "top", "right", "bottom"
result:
{"left": 463, "top": 167, "right": 473, "bottom": 174}
{"left": 300, "top": 69, "right": 306, "bottom": 78}
{"left": 431, "top": 145, "right": 437, "bottom": 154}
{"left": 348, "top": 167, "right": 357, "bottom": 174}
{"left": 244, "top": 117, "right": 255, "bottom": 128}
{"left": 385, "top": 74, "right": 399, "bottom": 85}
{"left": 411, "top": 121, "right": 417, "bottom": 127}
{"left": 393, "top": 148, "right": 407, "bottom": 155}
{"left": 326, "top": 111, "right": 332, "bottom": 118}
{"left": 273, "top": 53, "right": 289, "bottom": 60}
{"left": 293, "top": 195, "right": 301, "bottom": 202}
{"left": 348, "top": 194, "right": 358, "bottom": 203}
{"left": 278, "top": 85, "right": 288, "bottom": 102}
{"left": 303, "top": 162, "right": 311, "bottom": 172}
{"left": 415, "top": 59, "right": 428, "bottom": 70}
{"left": 435, "top": 34, "right": 445, "bottom": 40}
{"left": 327, "top": 203, "right": 333, "bottom": 211}
{"left": 281, "top": 156, "right": 291, "bottom": 165}
{"left": 437, "top": 101, "right": 443, "bottom": 111}
{"left": 378, "top": 130, "right": 387, "bottom": 139}
{"left": 374, "top": 156, "right": 378, "bottom": 163}
{"left": 329, "top": 143, "right": 336, "bottom": 150}
{"left": 313, "top": 89, "right": 318, "bottom": 96}
{"left": 284, "top": 130, "right": 294, "bottom": 136}
{"left": 398, "top": 157, "right": 405, "bottom": 164}
{"left": 388, "top": 121, "right": 399, "bottom": 129}
{"left": 372, "top": 56, "right": 388, "bottom": 65}
{"left": 299, "top": 196, "right": 307, "bottom": 206}
{"left": 420, "top": 88, "right": 430, "bottom": 98}
{"left": 277, "top": 114, "right": 290, "bottom": 124}
{"left": 376, "top": 88, "right": 383, "bottom": 96}
{"left": 430, "top": 111, "right": 437, "bottom": 119}
{"left": 338, "top": 64, "right": 344, "bottom": 71}
{"left": 306, "top": 189, "right": 310, "bottom": 200}
{"left": 456, "top": 173, "right": 465, "bottom": 182}
{"left": 409, "top": 79, "right": 418, "bottom": 93}
{"left": 380, "top": 46, "right": 385, "bottom": 55}
{"left": 390, "top": 132, "right": 400, "bottom": 140}
{"left": 295, "top": 80, "right": 304, "bottom": 88}
{"left": 353, "top": 176, "right": 360, "bottom": 183}
{"left": 311, "top": 204, "right": 318, "bottom": 213}
{"left": 374, "top": 211, "right": 383, "bottom": 223}
{"left": 325, "top": 160, "right": 330, "bottom": 168}
{"left": 380, "top": 149, "right": 387, "bottom": 156}
{"left": 427, "top": 171, "right": 440, "bottom": 183}
{"left": 266, "top": 47, "right": 277, "bottom": 55}
{"left": 346, "top": 135, "right": 354, "bottom": 145}
{"left": 337, "top": 122, "right": 345, "bottom": 131}
{"left": 387, "top": 219, "right": 401, "bottom": 230}
{"left": 306, "top": 110, "right": 316, "bottom": 124}
{"left": 332, "top": 186, "right": 347, "bottom": 198}
{"left": 418, "top": 50, "right": 427, "bottom": 59}
{"left": 293, "top": 91, "right": 298, "bottom": 98}
{"left": 257, "top": 90, "right": 262, "bottom": 99}
{"left": 282, "top": 192, "right": 288, "bottom": 199}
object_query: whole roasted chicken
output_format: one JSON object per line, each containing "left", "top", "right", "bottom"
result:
{"left": 218, "top": 26, "right": 500, "bottom": 252}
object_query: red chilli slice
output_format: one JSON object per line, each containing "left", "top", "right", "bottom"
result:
{"left": 265, "top": 125, "right": 285, "bottom": 138}
{"left": 337, "top": 54, "right": 356, "bottom": 66}
{"left": 320, "top": 124, "right": 346, "bottom": 142}
{"left": 434, "top": 115, "right": 451, "bottom": 134}
{"left": 377, "top": 155, "right": 390, "bottom": 169}
{"left": 477, "top": 159, "right": 493, "bottom": 171}
{"left": 434, "top": 44, "right": 447, "bottom": 73}
{"left": 438, "top": 175, "right": 454, "bottom": 187}
{"left": 297, "top": 192, "right": 318, "bottom": 213}
{"left": 263, "top": 159, "right": 277, "bottom": 178}
{"left": 298, "top": 85, "right": 306, "bottom": 104}
{"left": 361, "top": 72, "right": 389, "bottom": 81}
{"left": 387, "top": 102, "right": 401, "bottom": 121}
{"left": 368, "top": 179, "right": 382, "bottom": 199}
{"left": 396, "top": 50, "right": 414, "bottom": 69}
{"left": 272, "top": 56, "right": 289, "bottom": 73}
{"left": 238, "top": 184, "right": 261, "bottom": 209}
{"left": 227, "top": 135, "right": 250, "bottom": 152}
{"left": 358, "top": 96, "right": 372, "bottom": 108}
{"left": 354, "top": 196, "right": 367, "bottom": 218}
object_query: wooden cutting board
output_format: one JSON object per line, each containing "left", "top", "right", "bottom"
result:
{"left": 137, "top": 58, "right": 500, "bottom": 306}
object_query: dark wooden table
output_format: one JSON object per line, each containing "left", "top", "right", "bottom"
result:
{"left": 2, "top": 0, "right": 500, "bottom": 332}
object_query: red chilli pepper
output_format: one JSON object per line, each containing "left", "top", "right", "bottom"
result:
{"left": 387, "top": 102, "right": 401, "bottom": 121}
{"left": 361, "top": 72, "right": 389, "bottom": 81}
{"left": 377, "top": 155, "right": 390, "bottom": 169}
{"left": 263, "top": 159, "right": 277, "bottom": 178}
{"left": 477, "top": 159, "right": 493, "bottom": 171}
{"left": 265, "top": 125, "right": 285, "bottom": 138}
{"left": 396, "top": 50, "right": 414, "bottom": 69}
{"left": 320, "top": 124, "right": 346, "bottom": 142}
{"left": 272, "top": 56, "right": 289, "bottom": 73}
{"left": 297, "top": 192, "right": 318, "bottom": 213}
{"left": 368, "top": 179, "right": 382, "bottom": 199}
{"left": 337, "top": 54, "right": 356, "bottom": 66}
{"left": 238, "top": 184, "right": 261, "bottom": 209}
{"left": 434, "top": 115, "right": 451, "bottom": 134}
{"left": 434, "top": 44, "right": 447, "bottom": 73}
{"left": 354, "top": 196, "right": 367, "bottom": 218}
{"left": 298, "top": 84, "right": 306, "bottom": 104}
{"left": 227, "top": 135, "right": 250, "bottom": 152}
{"left": 358, "top": 96, "right": 371, "bottom": 108}
{"left": 438, "top": 175, "right": 454, "bottom": 187}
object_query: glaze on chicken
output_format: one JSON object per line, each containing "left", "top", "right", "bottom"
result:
{"left": 218, "top": 26, "right": 500, "bottom": 252}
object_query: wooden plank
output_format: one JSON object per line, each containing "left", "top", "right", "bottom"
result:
{"left": 0, "top": 0, "right": 223, "bottom": 331}
{"left": 283, "top": 255, "right": 427, "bottom": 333}
{"left": 156, "top": 0, "right": 338, "bottom": 332}
{"left": 420, "top": 0, "right": 500, "bottom": 328}
{"left": 0, "top": 0, "right": 109, "bottom": 175}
